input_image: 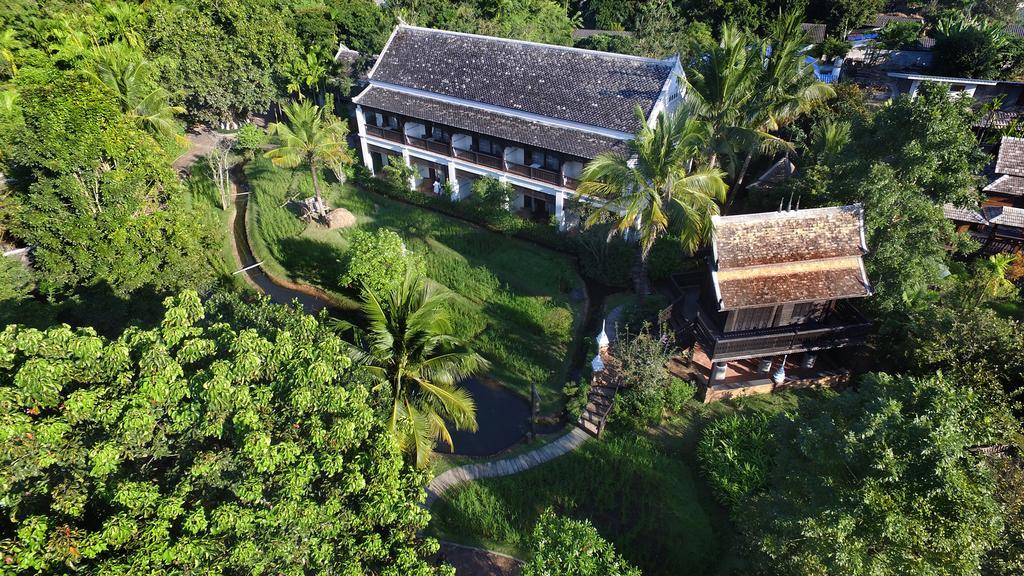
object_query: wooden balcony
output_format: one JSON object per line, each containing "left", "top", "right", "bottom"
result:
{"left": 406, "top": 135, "right": 453, "bottom": 156}
{"left": 694, "top": 301, "right": 871, "bottom": 362}
{"left": 564, "top": 176, "right": 580, "bottom": 190}
{"left": 365, "top": 124, "right": 405, "bottom": 144}
{"left": 506, "top": 162, "right": 562, "bottom": 185}
{"left": 452, "top": 147, "right": 504, "bottom": 170}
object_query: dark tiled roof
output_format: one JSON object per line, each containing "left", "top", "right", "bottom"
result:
{"left": 995, "top": 137, "right": 1024, "bottom": 177}
{"left": 354, "top": 86, "right": 626, "bottom": 159}
{"left": 370, "top": 26, "right": 676, "bottom": 133}
{"left": 974, "top": 107, "right": 1024, "bottom": 129}
{"left": 984, "top": 175, "right": 1024, "bottom": 196}
{"left": 746, "top": 158, "right": 796, "bottom": 190}
{"left": 573, "top": 29, "right": 635, "bottom": 39}
{"left": 1007, "top": 24, "right": 1024, "bottom": 38}
{"left": 943, "top": 203, "right": 987, "bottom": 223}
{"left": 711, "top": 206, "right": 870, "bottom": 310}
{"left": 984, "top": 206, "right": 1024, "bottom": 228}
{"left": 801, "top": 23, "right": 827, "bottom": 44}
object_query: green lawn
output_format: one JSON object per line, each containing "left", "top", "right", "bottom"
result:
{"left": 244, "top": 158, "right": 583, "bottom": 411}
{"left": 428, "top": 391, "right": 807, "bottom": 575}
{"left": 183, "top": 164, "right": 247, "bottom": 289}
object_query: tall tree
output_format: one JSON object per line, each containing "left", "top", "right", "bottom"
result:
{"left": 265, "top": 100, "right": 351, "bottom": 215}
{"left": 523, "top": 509, "right": 642, "bottom": 576}
{"left": 352, "top": 272, "right": 487, "bottom": 467}
{"left": 745, "top": 372, "right": 1016, "bottom": 576}
{"left": 0, "top": 292, "right": 449, "bottom": 575}
{"left": 578, "top": 107, "right": 727, "bottom": 294}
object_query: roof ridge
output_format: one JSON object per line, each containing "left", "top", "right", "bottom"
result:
{"left": 712, "top": 204, "right": 862, "bottom": 225}
{"left": 395, "top": 24, "right": 678, "bottom": 66}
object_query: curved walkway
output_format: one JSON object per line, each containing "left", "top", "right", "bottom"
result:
{"left": 426, "top": 427, "right": 590, "bottom": 508}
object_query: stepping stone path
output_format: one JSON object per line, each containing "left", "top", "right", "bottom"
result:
{"left": 425, "top": 427, "right": 591, "bottom": 508}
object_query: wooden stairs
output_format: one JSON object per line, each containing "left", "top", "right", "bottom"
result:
{"left": 577, "top": 353, "right": 622, "bottom": 437}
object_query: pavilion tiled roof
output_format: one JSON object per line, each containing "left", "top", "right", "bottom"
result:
{"left": 984, "top": 206, "right": 1024, "bottom": 228}
{"left": 710, "top": 206, "right": 871, "bottom": 310}
{"left": 368, "top": 25, "right": 677, "bottom": 133}
{"left": 943, "top": 203, "right": 988, "bottom": 224}
{"left": 995, "top": 137, "right": 1024, "bottom": 177}
{"left": 800, "top": 23, "right": 827, "bottom": 44}
{"left": 354, "top": 86, "right": 626, "bottom": 159}
{"left": 984, "top": 174, "right": 1024, "bottom": 196}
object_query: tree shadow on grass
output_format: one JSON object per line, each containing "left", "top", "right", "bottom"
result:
{"left": 2, "top": 283, "right": 168, "bottom": 338}
{"left": 276, "top": 236, "right": 346, "bottom": 289}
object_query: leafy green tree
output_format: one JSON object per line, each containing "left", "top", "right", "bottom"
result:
{"left": 235, "top": 122, "right": 267, "bottom": 160}
{"left": 877, "top": 21, "right": 923, "bottom": 49}
{"left": 0, "top": 65, "right": 214, "bottom": 296}
{"left": 0, "top": 291, "right": 449, "bottom": 575}
{"left": 984, "top": 455, "right": 1024, "bottom": 576}
{"left": 340, "top": 228, "right": 425, "bottom": 295}
{"left": 933, "top": 13, "right": 1019, "bottom": 79}
{"left": 746, "top": 372, "right": 1016, "bottom": 576}
{"left": 352, "top": 272, "right": 488, "bottom": 466}
{"left": 329, "top": 0, "right": 396, "bottom": 55}
{"left": 806, "top": 0, "right": 884, "bottom": 37}
{"left": 523, "top": 509, "right": 642, "bottom": 576}
{"left": 579, "top": 107, "right": 727, "bottom": 294}
{"left": 147, "top": 0, "right": 301, "bottom": 123}
{"left": 265, "top": 100, "right": 351, "bottom": 212}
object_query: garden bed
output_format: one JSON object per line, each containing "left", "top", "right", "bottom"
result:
{"left": 244, "top": 158, "right": 584, "bottom": 411}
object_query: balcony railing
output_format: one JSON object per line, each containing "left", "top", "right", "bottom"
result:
{"left": 365, "top": 124, "right": 405, "bottom": 143}
{"left": 695, "top": 301, "right": 871, "bottom": 362}
{"left": 364, "top": 123, "right": 580, "bottom": 188}
{"left": 452, "top": 147, "right": 504, "bottom": 170}
{"left": 506, "top": 162, "right": 562, "bottom": 185}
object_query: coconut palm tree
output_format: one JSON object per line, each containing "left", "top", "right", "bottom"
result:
{"left": 685, "top": 13, "right": 833, "bottom": 198}
{"left": 265, "top": 101, "right": 351, "bottom": 215}
{"left": 353, "top": 272, "right": 487, "bottom": 467}
{"left": 0, "top": 29, "right": 22, "bottom": 78}
{"left": 88, "top": 47, "right": 185, "bottom": 141}
{"left": 578, "top": 107, "right": 727, "bottom": 295}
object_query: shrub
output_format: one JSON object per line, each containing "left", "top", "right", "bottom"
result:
{"left": 878, "top": 21, "right": 922, "bottom": 50}
{"left": 563, "top": 377, "right": 590, "bottom": 422}
{"left": 810, "top": 37, "right": 852, "bottom": 59}
{"left": 697, "top": 413, "right": 775, "bottom": 509}
{"left": 664, "top": 378, "right": 696, "bottom": 413}
{"left": 647, "top": 235, "right": 697, "bottom": 280}
{"left": 609, "top": 324, "right": 675, "bottom": 431}
{"left": 523, "top": 509, "right": 642, "bottom": 576}
{"left": 339, "top": 228, "right": 425, "bottom": 295}
{"left": 577, "top": 225, "right": 635, "bottom": 288}
{"left": 235, "top": 122, "right": 266, "bottom": 159}
{"left": 381, "top": 162, "right": 416, "bottom": 189}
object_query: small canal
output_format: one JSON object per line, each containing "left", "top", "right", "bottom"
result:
{"left": 229, "top": 172, "right": 610, "bottom": 456}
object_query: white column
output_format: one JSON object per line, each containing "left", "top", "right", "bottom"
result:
{"left": 355, "top": 105, "right": 373, "bottom": 175}
{"left": 447, "top": 162, "right": 458, "bottom": 200}
{"left": 555, "top": 190, "right": 565, "bottom": 230}
{"left": 401, "top": 148, "right": 414, "bottom": 191}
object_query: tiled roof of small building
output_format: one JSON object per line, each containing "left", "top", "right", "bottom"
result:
{"left": 870, "top": 13, "right": 924, "bottom": 28}
{"left": 943, "top": 203, "right": 987, "bottom": 224}
{"left": 995, "top": 137, "right": 1024, "bottom": 177}
{"left": 354, "top": 86, "right": 626, "bottom": 159}
{"left": 1007, "top": 24, "right": 1024, "bottom": 38}
{"left": 710, "top": 205, "right": 871, "bottom": 310}
{"left": 984, "top": 174, "right": 1024, "bottom": 196}
{"left": 800, "top": 23, "right": 827, "bottom": 44}
{"left": 368, "top": 25, "right": 677, "bottom": 133}
{"left": 984, "top": 206, "right": 1024, "bottom": 228}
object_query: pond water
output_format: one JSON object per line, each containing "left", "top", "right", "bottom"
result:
{"left": 437, "top": 378, "right": 533, "bottom": 457}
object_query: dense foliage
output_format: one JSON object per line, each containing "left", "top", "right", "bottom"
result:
{"left": 608, "top": 325, "right": 680, "bottom": 430}
{"left": 339, "top": 228, "right": 425, "bottom": 296}
{"left": 0, "top": 292, "right": 445, "bottom": 574}
{"left": 697, "top": 413, "right": 774, "bottom": 508}
{"left": 523, "top": 509, "right": 641, "bottom": 576}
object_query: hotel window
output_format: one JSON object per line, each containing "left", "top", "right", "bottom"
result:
{"left": 477, "top": 137, "right": 502, "bottom": 156}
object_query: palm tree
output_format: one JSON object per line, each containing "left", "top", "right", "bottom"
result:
{"left": 353, "top": 272, "right": 488, "bottom": 467}
{"left": 88, "top": 47, "right": 185, "bottom": 140}
{"left": 685, "top": 14, "right": 833, "bottom": 199}
{"left": 265, "top": 101, "right": 351, "bottom": 215}
{"left": 979, "top": 253, "right": 1019, "bottom": 302}
{"left": 578, "top": 107, "right": 728, "bottom": 295}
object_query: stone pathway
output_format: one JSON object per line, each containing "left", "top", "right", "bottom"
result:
{"left": 436, "top": 541, "right": 522, "bottom": 576}
{"left": 425, "top": 427, "right": 590, "bottom": 508}
{"left": 172, "top": 128, "right": 231, "bottom": 172}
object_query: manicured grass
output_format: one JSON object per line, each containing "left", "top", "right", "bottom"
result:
{"left": 244, "top": 158, "right": 583, "bottom": 411}
{"left": 429, "top": 391, "right": 809, "bottom": 575}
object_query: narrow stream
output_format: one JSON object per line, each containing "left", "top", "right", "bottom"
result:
{"left": 228, "top": 172, "right": 612, "bottom": 455}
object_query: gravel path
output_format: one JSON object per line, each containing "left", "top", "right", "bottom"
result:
{"left": 426, "top": 427, "right": 590, "bottom": 508}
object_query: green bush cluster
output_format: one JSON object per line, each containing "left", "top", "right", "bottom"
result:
{"left": 523, "top": 509, "right": 641, "bottom": 576}
{"left": 339, "top": 228, "right": 425, "bottom": 296}
{"left": 609, "top": 324, "right": 681, "bottom": 431}
{"left": 696, "top": 413, "right": 775, "bottom": 509}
